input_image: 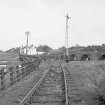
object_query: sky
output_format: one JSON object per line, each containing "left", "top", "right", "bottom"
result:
{"left": 0, "top": 0, "right": 105, "bottom": 51}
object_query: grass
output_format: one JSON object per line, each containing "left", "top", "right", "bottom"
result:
{"left": 67, "top": 61, "right": 105, "bottom": 105}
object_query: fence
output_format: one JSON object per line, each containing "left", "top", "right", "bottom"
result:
{"left": 0, "top": 61, "right": 40, "bottom": 90}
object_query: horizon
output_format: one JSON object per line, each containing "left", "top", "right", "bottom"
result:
{"left": 0, "top": 0, "right": 105, "bottom": 51}
{"left": 2, "top": 43, "right": 105, "bottom": 52}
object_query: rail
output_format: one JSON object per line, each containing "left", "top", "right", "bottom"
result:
{"left": 18, "top": 67, "right": 50, "bottom": 105}
{"left": 59, "top": 61, "right": 69, "bottom": 105}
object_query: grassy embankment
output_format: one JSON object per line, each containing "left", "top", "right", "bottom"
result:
{"left": 68, "top": 61, "right": 105, "bottom": 105}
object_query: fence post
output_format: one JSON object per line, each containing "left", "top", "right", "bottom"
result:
{"left": 29, "top": 96, "right": 32, "bottom": 104}
{"left": 36, "top": 60, "right": 40, "bottom": 70}
{"left": 38, "top": 61, "right": 40, "bottom": 69}
{"left": 25, "top": 65, "right": 28, "bottom": 76}
{"left": 9, "top": 66, "right": 14, "bottom": 85}
{"left": 21, "top": 64, "right": 25, "bottom": 79}
{"left": 0, "top": 68, "right": 5, "bottom": 90}
{"left": 16, "top": 66, "right": 20, "bottom": 82}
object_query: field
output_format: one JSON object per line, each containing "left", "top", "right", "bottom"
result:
{"left": 67, "top": 61, "right": 105, "bottom": 105}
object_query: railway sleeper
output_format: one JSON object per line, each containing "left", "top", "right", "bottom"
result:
{"left": 44, "top": 77, "right": 64, "bottom": 81}
{"left": 31, "top": 95, "right": 65, "bottom": 102}
{"left": 38, "top": 85, "right": 64, "bottom": 90}
{"left": 43, "top": 80, "right": 64, "bottom": 84}
{"left": 41, "top": 83, "right": 64, "bottom": 87}
{"left": 30, "top": 102, "right": 65, "bottom": 105}
{"left": 36, "top": 90, "right": 64, "bottom": 95}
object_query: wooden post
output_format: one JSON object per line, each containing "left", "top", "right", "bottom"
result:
{"left": 29, "top": 96, "right": 33, "bottom": 104}
{"left": 25, "top": 65, "right": 28, "bottom": 76}
{"left": 9, "top": 67, "right": 14, "bottom": 85}
{"left": 21, "top": 65, "right": 25, "bottom": 79}
{"left": 0, "top": 68, "right": 5, "bottom": 90}
{"left": 16, "top": 66, "right": 20, "bottom": 81}
{"left": 35, "top": 60, "right": 40, "bottom": 71}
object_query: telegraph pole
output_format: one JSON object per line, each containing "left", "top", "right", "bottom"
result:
{"left": 65, "top": 13, "right": 71, "bottom": 61}
{"left": 25, "top": 31, "right": 30, "bottom": 55}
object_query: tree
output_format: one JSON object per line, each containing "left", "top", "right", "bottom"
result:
{"left": 36, "top": 45, "right": 52, "bottom": 52}
{"left": 58, "top": 46, "right": 66, "bottom": 52}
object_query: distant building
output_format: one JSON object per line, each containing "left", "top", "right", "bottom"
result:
{"left": 20, "top": 46, "right": 44, "bottom": 55}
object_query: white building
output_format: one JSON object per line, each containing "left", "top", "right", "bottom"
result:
{"left": 20, "top": 45, "right": 44, "bottom": 55}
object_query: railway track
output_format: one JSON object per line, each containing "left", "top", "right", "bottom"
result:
{"left": 18, "top": 61, "right": 86, "bottom": 105}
